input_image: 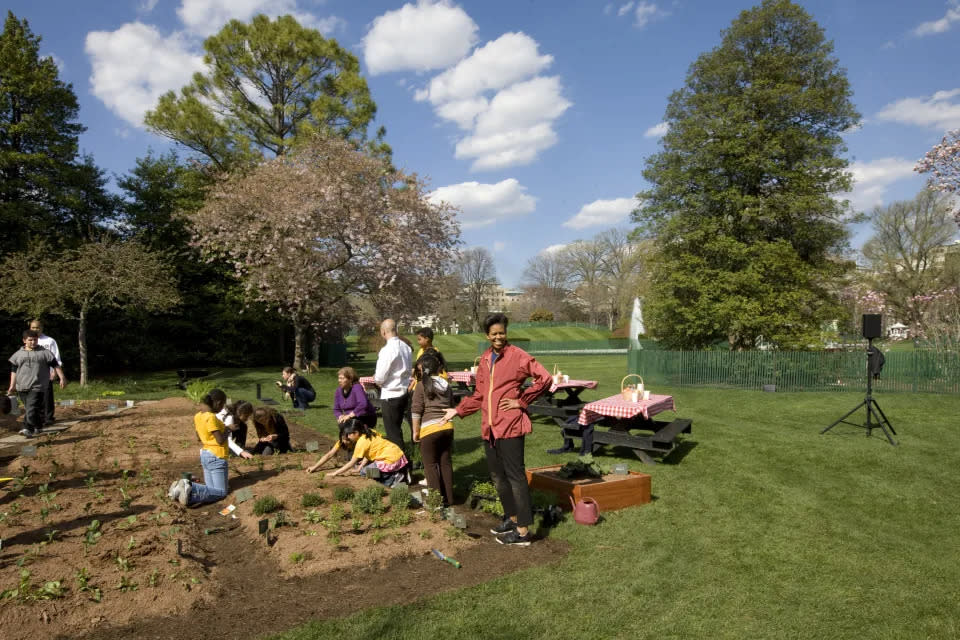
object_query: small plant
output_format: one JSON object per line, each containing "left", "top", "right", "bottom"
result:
{"left": 115, "top": 555, "right": 132, "bottom": 572}
{"left": 370, "top": 515, "right": 384, "bottom": 529}
{"left": 289, "top": 551, "right": 306, "bottom": 564}
{"left": 253, "top": 495, "right": 282, "bottom": 516}
{"left": 333, "top": 486, "right": 354, "bottom": 502}
{"left": 351, "top": 517, "right": 363, "bottom": 532}
{"left": 75, "top": 568, "right": 103, "bottom": 602}
{"left": 327, "top": 532, "right": 341, "bottom": 546}
{"left": 303, "top": 509, "right": 324, "bottom": 524}
{"left": 185, "top": 379, "right": 216, "bottom": 403}
{"left": 425, "top": 489, "right": 445, "bottom": 522}
{"left": 118, "top": 514, "right": 138, "bottom": 529}
{"left": 327, "top": 503, "right": 345, "bottom": 527}
{"left": 83, "top": 520, "right": 102, "bottom": 553}
{"left": 351, "top": 485, "right": 386, "bottom": 515}
{"left": 149, "top": 569, "right": 160, "bottom": 588}
{"left": 389, "top": 509, "right": 411, "bottom": 528}
{"left": 116, "top": 576, "right": 138, "bottom": 592}
{"left": 419, "top": 530, "right": 433, "bottom": 540}
{"left": 255, "top": 457, "right": 265, "bottom": 472}
{"left": 1, "top": 569, "right": 65, "bottom": 601}
{"left": 126, "top": 536, "right": 137, "bottom": 551}
{"left": 269, "top": 511, "right": 288, "bottom": 529}
{"left": 370, "top": 531, "right": 386, "bottom": 545}
{"left": 119, "top": 487, "right": 135, "bottom": 510}
{"left": 300, "top": 493, "right": 325, "bottom": 508}
{"left": 445, "top": 525, "right": 467, "bottom": 541}
{"left": 389, "top": 484, "right": 411, "bottom": 509}
{"left": 44, "top": 529, "right": 59, "bottom": 544}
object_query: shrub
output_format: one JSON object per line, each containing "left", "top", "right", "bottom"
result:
{"left": 301, "top": 493, "right": 325, "bottom": 508}
{"left": 185, "top": 380, "right": 217, "bottom": 404}
{"left": 351, "top": 485, "right": 386, "bottom": 515}
{"left": 333, "top": 486, "right": 354, "bottom": 502}
{"left": 253, "top": 496, "right": 282, "bottom": 516}
{"left": 389, "top": 484, "right": 410, "bottom": 509}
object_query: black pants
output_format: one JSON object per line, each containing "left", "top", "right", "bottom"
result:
{"left": 420, "top": 429, "right": 455, "bottom": 506}
{"left": 43, "top": 378, "right": 55, "bottom": 424}
{"left": 380, "top": 393, "right": 409, "bottom": 449}
{"left": 18, "top": 389, "right": 44, "bottom": 434}
{"left": 484, "top": 435, "right": 533, "bottom": 527}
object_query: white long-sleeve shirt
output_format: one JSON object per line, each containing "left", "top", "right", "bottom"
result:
{"left": 38, "top": 333, "right": 62, "bottom": 366}
{"left": 216, "top": 407, "right": 245, "bottom": 455}
{"left": 374, "top": 336, "right": 412, "bottom": 400}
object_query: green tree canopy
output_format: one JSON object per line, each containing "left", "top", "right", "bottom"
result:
{"left": 635, "top": 0, "right": 860, "bottom": 349}
{"left": 144, "top": 14, "right": 387, "bottom": 170}
{"left": 0, "top": 11, "right": 86, "bottom": 252}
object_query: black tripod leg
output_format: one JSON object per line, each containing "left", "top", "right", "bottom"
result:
{"left": 822, "top": 399, "right": 867, "bottom": 434}
{"left": 867, "top": 398, "right": 898, "bottom": 445}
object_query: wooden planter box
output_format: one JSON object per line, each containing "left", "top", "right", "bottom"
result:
{"left": 525, "top": 465, "right": 651, "bottom": 512}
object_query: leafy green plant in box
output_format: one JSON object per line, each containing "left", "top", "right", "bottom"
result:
{"left": 557, "top": 454, "right": 607, "bottom": 479}
{"left": 253, "top": 496, "right": 282, "bottom": 516}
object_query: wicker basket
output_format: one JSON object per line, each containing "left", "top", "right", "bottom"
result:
{"left": 621, "top": 374, "right": 644, "bottom": 402}
{"left": 470, "top": 356, "right": 481, "bottom": 373}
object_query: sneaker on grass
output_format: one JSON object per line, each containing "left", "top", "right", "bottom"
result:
{"left": 490, "top": 518, "right": 515, "bottom": 535}
{"left": 496, "top": 529, "right": 531, "bottom": 546}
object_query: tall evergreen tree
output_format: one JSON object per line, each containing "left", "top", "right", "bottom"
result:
{"left": 635, "top": 0, "right": 860, "bottom": 349}
{"left": 0, "top": 11, "right": 85, "bottom": 253}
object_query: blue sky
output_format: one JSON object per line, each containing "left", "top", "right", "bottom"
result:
{"left": 8, "top": 0, "right": 960, "bottom": 285}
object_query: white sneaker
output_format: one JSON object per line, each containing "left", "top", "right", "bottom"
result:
{"left": 418, "top": 479, "right": 428, "bottom": 486}
{"left": 168, "top": 480, "right": 180, "bottom": 500}
{"left": 177, "top": 479, "right": 191, "bottom": 506}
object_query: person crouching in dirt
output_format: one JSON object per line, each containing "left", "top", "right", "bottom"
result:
{"left": 169, "top": 388, "right": 252, "bottom": 506}
{"left": 220, "top": 400, "right": 253, "bottom": 456}
{"left": 304, "top": 421, "right": 356, "bottom": 473}
{"left": 250, "top": 406, "right": 292, "bottom": 455}
{"left": 326, "top": 419, "right": 410, "bottom": 487}
{"left": 277, "top": 366, "right": 316, "bottom": 409}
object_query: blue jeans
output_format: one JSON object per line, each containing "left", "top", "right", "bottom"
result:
{"left": 189, "top": 450, "right": 229, "bottom": 505}
{"left": 293, "top": 387, "right": 316, "bottom": 409}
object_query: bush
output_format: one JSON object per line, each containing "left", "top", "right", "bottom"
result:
{"left": 185, "top": 380, "right": 217, "bottom": 404}
{"left": 351, "top": 485, "right": 386, "bottom": 515}
{"left": 389, "top": 484, "right": 410, "bottom": 509}
{"left": 301, "top": 493, "right": 325, "bottom": 508}
{"left": 333, "top": 486, "right": 354, "bottom": 502}
{"left": 253, "top": 496, "right": 282, "bottom": 516}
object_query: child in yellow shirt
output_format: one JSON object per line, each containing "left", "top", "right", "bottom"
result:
{"left": 327, "top": 419, "right": 409, "bottom": 487}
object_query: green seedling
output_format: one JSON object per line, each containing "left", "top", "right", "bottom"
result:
{"left": 44, "top": 529, "right": 59, "bottom": 544}
{"left": 115, "top": 555, "right": 131, "bottom": 572}
{"left": 116, "top": 576, "right": 138, "bottom": 592}
{"left": 149, "top": 569, "right": 160, "bottom": 587}
{"left": 303, "top": 509, "right": 323, "bottom": 524}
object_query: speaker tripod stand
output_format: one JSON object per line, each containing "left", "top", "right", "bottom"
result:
{"left": 822, "top": 338, "right": 897, "bottom": 445}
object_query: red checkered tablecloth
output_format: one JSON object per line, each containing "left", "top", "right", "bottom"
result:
{"left": 549, "top": 379, "right": 598, "bottom": 393}
{"left": 449, "top": 370, "right": 476, "bottom": 385}
{"left": 578, "top": 393, "right": 675, "bottom": 426}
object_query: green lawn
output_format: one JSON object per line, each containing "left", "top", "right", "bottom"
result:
{"left": 72, "top": 356, "right": 960, "bottom": 639}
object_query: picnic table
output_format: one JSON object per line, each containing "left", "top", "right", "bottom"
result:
{"left": 559, "top": 393, "right": 692, "bottom": 464}
{"left": 527, "top": 378, "right": 599, "bottom": 427}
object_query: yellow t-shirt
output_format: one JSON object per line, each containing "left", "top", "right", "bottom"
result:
{"left": 353, "top": 434, "right": 404, "bottom": 464}
{"left": 418, "top": 419, "right": 453, "bottom": 439}
{"left": 195, "top": 411, "right": 227, "bottom": 459}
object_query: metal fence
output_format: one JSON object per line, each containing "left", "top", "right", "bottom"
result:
{"left": 628, "top": 347, "right": 960, "bottom": 394}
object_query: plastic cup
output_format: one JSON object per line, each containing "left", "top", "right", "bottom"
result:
{"left": 642, "top": 390, "right": 651, "bottom": 401}
{"left": 126, "top": 400, "right": 135, "bottom": 408}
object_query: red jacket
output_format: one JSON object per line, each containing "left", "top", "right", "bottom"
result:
{"left": 456, "top": 343, "right": 552, "bottom": 441}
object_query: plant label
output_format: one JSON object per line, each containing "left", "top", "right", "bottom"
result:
{"left": 305, "top": 441, "right": 319, "bottom": 452}
{"left": 258, "top": 519, "right": 269, "bottom": 536}
{"left": 21, "top": 445, "right": 37, "bottom": 457}
{"left": 234, "top": 488, "right": 253, "bottom": 503}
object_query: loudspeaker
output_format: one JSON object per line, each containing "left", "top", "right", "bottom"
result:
{"left": 862, "top": 314, "right": 882, "bottom": 340}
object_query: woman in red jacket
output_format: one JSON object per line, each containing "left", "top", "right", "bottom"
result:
{"left": 443, "top": 313, "right": 551, "bottom": 546}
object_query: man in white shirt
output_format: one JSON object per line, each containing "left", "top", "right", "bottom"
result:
{"left": 29, "top": 319, "right": 64, "bottom": 427}
{"left": 373, "top": 318, "right": 412, "bottom": 449}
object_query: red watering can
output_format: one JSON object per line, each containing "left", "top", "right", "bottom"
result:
{"left": 569, "top": 496, "right": 600, "bottom": 525}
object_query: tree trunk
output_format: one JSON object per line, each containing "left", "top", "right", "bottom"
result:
{"left": 79, "top": 305, "right": 88, "bottom": 386}
{"left": 292, "top": 317, "right": 307, "bottom": 370}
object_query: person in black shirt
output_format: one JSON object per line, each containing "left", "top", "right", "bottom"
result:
{"left": 278, "top": 366, "right": 316, "bottom": 409}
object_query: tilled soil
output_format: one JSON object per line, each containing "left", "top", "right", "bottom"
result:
{"left": 0, "top": 397, "right": 567, "bottom": 640}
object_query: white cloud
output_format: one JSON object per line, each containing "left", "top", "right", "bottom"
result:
{"left": 617, "top": 2, "right": 635, "bottom": 17}
{"left": 540, "top": 243, "right": 568, "bottom": 255}
{"left": 912, "top": 1, "right": 960, "bottom": 36}
{"left": 633, "top": 2, "right": 659, "bottom": 28}
{"left": 139, "top": 0, "right": 160, "bottom": 12}
{"left": 563, "top": 197, "right": 637, "bottom": 229}
{"left": 876, "top": 88, "right": 960, "bottom": 130}
{"left": 416, "top": 32, "right": 552, "bottom": 106}
{"left": 427, "top": 179, "right": 537, "bottom": 228}
{"left": 177, "top": 0, "right": 339, "bottom": 37}
{"left": 644, "top": 122, "right": 669, "bottom": 138}
{"left": 85, "top": 22, "right": 206, "bottom": 128}
{"left": 363, "top": 0, "right": 477, "bottom": 75}
{"left": 843, "top": 158, "right": 917, "bottom": 212}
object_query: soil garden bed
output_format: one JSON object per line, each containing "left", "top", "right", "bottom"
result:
{"left": 0, "top": 397, "right": 567, "bottom": 640}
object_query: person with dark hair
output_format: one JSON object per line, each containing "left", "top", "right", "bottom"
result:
{"left": 442, "top": 313, "right": 552, "bottom": 546}
{"left": 327, "top": 418, "right": 409, "bottom": 487}
{"left": 8, "top": 329, "right": 66, "bottom": 438}
{"left": 250, "top": 406, "right": 293, "bottom": 455}
{"left": 305, "top": 420, "right": 359, "bottom": 473}
{"left": 333, "top": 366, "right": 377, "bottom": 429}
{"left": 28, "top": 319, "right": 62, "bottom": 426}
{"left": 169, "top": 388, "right": 250, "bottom": 506}
{"left": 411, "top": 351, "right": 455, "bottom": 506}
{"left": 278, "top": 366, "right": 315, "bottom": 409}
{"left": 374, "top": 318, "right": 412, "bottom": 449}
{"left": 219, "top": 399, "right": 253, "bottom": 455}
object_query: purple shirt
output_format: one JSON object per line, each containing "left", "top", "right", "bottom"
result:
{"left": 333, "top": 383, "right": 375, "bottom": 419}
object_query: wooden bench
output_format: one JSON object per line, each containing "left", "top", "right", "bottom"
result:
{"left": 561, "top": 417, "right": 693, "bottom": 464}
{"left": 176, "top": 368, "right": 209, "bottom": 389}
{"left": 346, "top": 351, "right": 364, "bottom": 362}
